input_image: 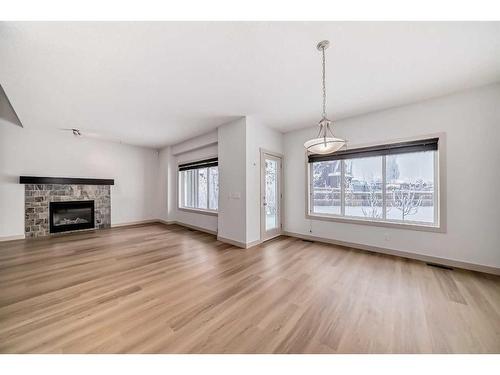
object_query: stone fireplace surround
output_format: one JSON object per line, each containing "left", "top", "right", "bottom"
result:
{"left": 22, "top": 177, "right": 113, "bottom": 238}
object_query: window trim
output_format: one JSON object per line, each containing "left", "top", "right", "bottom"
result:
{"left": 177, "top": 156, "right": 219, "bottom": 216}
{"left": 178, "top": 207, "right": 218, "bottom": 216}
{"left": 305, "top": 133, "right": 446, "bottom": 233}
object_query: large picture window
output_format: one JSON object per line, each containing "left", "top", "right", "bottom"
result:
{"left": 179, "top": 158, "right": 218, "bottom": 213}
{"left": 308, "top": 138, "right": 439, "bottom": 228}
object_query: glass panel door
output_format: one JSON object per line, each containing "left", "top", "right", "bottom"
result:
{"left": 265, "top": 158, "right": 278, "bottom": 230}
{"left": 261, "top": 152, "right": 282, "bottom": 240}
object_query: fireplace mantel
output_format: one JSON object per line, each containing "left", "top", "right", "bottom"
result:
{"left": 19, "top": 176, "right": 114, "bottom": 185}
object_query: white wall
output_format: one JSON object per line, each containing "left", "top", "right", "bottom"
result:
{"left": 245, "top": 116, "right": 283, "bottom": 244}
{"left": 157, "top": 146, "right": 169, "bottom": 222}
{"left": 171, "top": 131, "right": 217, "bottom": 156}
{"left": 284, "top": 84, "right": 500, "bottom": 268}
{"left": 157, "top": 146, "right": 177, "bottom": 223}
{"left": 159, "top": 117, "right": 284, "bottom": 245}
{"left": 217, "top": 118, "right": 247, "bottom": 243}
{"left": 158, "top": 130, "right": 219, "bottom": 233}
{"left": 0, "top": 126, "right": 160, "bottom": 239}
{"left": 215, "top": 116, "right": 284, "bottom": 245}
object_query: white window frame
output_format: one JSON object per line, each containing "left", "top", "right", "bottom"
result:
{"left": 306, "top": 134, "right": 446, "bottom": 233}
{"left": 178, "top": 159, "right": 218, "bottom": 216}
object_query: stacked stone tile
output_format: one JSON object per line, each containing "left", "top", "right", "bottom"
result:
{"left": 24, "top": 184, "right": 111, "bottom": 238}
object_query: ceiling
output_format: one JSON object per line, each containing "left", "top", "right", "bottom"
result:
{"left": 1, "top": 21, "right": 499, "bottom": 148}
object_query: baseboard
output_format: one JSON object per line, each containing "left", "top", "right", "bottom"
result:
{"left": 283, "top": 231, "right": 500, "bottom": 276}
{"left": 156, "top": 219, "right": 175, "bottom": 225}
{"left": 161, "top": 220, "right": 217, "bottom": 236}
{"left": 216, "top": 236, "right": 263, "bottom": 249}
{"left": 216, "top": 235, "right": 246, "bottom": 248}
{"left": 111, "top": 219, "right": 158, "bottom": 228}
{"left": 155, "top": 219, "right": 264, "bottom": 248}
{"left": 0, "top": 234, "right": 26, "bottom": 242}
{"left": 246, "top": 238, "right": 263, "bottom": 249}
{"left": 136, "top": 219, "right": 262, "bottom": 249}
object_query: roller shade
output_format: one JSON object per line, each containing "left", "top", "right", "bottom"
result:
{"left": 178, "top": 157, "right": 218, "bottom": 171}
{"left": 308, "top": 137, "right": 438, "bottom": 163}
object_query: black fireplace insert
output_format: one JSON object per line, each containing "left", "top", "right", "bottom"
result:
{"left": 49, "top": 200, "right": 95, "bottom": 233}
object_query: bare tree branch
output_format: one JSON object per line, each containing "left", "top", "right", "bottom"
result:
{"left": 392, "top": 180, "right": 423, "bottom": 220}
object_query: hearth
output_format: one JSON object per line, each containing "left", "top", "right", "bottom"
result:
{"left": 49, "top": 200, "right": 95, "bottom": 233}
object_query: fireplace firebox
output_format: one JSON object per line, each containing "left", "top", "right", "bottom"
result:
{"left": 49, "top": 200, "right": 95, "bottom": 233}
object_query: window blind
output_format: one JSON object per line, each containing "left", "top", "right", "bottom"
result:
{"left": 178, "top": 157, "right": 218, "bottom": 171}
{"left": 308, "top": 137, "right": 438, "bottom": 163}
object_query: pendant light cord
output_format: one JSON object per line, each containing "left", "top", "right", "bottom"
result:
{"left": 304, "top": 40, "right": 346, "bottom": 153}
{"left": 322, "top": 46, "right": 326, "bottom": 119}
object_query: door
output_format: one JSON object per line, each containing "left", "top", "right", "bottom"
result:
{"left": 261, "top": 150, "right": 282, "bottom": 241}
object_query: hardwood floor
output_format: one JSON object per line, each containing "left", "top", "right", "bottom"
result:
{"left": 0, "top": 223, "right": 499, "bottom": 353}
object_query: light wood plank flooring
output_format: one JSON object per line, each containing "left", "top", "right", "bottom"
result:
{"left": 0, "top": 223, "right": 499, "bottom": 353}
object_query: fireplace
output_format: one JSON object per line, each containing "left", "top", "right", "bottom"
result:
{"left": 49, "top": 200, "right": 95, "bottom": 233}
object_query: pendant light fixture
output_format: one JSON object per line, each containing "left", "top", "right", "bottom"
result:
{"left": 304, "top": 40, "right": 345, "bottom": 155}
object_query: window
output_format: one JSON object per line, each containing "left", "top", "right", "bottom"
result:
{"left": 208, "top": 166, "right": 219, "bottom": 210}
{"left": 179, "top": 158, "right": 218, "bottom": 213}
{"left": 345, "top": 156, "right": 383, "bottom": 219}
{"left": 308, "top": 138, "right": 439, "bottom": 228}
{"left": 312, "top": 160, "right": 341, "bottom": 216}
{"left": 385, "top": 151, "right": 435, "bottom": 223}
